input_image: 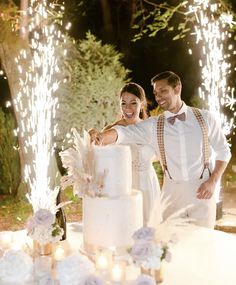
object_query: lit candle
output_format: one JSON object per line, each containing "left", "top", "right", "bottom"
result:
{"left": 111, "top": 263, "right": 125, "bottom": 283}
{"left": 0, "top": 231, "right": 12, "bottom": 249}
{"left": 54, "top": 245, "right": 65, "bottom": 262}
{"left": 11, "top": 241, "right": 22, "bottom": 250}
{"left": 11, "top": 234, "right": 25, "bottom": 250}
{"left": 96, "top": 252, "right": 109, "bottom": 270}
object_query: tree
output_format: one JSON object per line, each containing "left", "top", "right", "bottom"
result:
{"left": 0, "top": 1, "right": 66, "bottom": 194}
{"left": 132, "top": 0, "right": 236, "bottom": 41}
{"left": 0, "top": 108, "right": 21, "bottom": 195}
{"left": 55, "top": 32, "right": 129, "bottom": 146}
{"left": 0, "top": 2, "right": 130, "bottom": 194}
{"left": 64, "top": 0, "right": 138, "bottom": 62}
{"left": 0, "top": 1, "right": 30, "bottom": 182}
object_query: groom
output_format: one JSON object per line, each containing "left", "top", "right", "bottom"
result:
{"left": 94, "top": 71, "right": 231, "bottom": 228}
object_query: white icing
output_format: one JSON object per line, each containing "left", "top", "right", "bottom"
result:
{"left": 94, "top": 145, "right": 132, "bottom": 198}
{"left": 83, "top": 190, "right": 143, "bottom": 253}
{"left": 83, "top": 145, "right": 143, "bottom": 255}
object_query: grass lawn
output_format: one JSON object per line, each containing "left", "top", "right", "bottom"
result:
{"left": 0, "top": 188, "right": 82, "bottom": 231}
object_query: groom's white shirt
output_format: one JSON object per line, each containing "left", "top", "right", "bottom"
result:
{"left": 113, "top": 103, "right": 231, "bottom": 181}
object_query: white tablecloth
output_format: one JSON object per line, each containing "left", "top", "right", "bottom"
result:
{"left": 162, "top": 226, "right": 236, "bottom": 285}
{"left": 1, "top": 223, "right": 236, "bottom": 285}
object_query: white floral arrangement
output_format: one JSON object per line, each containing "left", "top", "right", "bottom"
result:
{"left": 56, "top": 253, "right": 96, "bottom": 285}
{"left": 133, "top": 274, "right": 156, "bottom": 285}
{"left": 26, "top": 209, "right": 64, "bottom": 245}
{"left": 129, "top": 227, "right": 172, "bottom": 270}
{"left": 129, "top": 206, "right": 195, "bottom": 272}
{"left": 60, "top": 128, "right": 107, "bottom": 198}
{"left": 0, "top": 249, "right": 34, "bottom": 283}
{"left": 39, "top": 275, "right": 57, "bottom": 285}
{"left": 84, "top": 274, "right": 105, "bottom": 285}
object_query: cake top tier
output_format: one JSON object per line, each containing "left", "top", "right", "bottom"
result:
{"left": 60, "top": 130, "right": 133, "bottom": 198}
{"left": 94, "top": 145, "right": 132, "bottom": 198}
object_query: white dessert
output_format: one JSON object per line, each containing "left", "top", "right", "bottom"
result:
{"left": 82, "top": 145, "right": 143, "bottom": 255}
{"left": 93, "top": 145, "right": 132, "bottom": 197}
{"left": 83, "top": 190, "right": 143, "bottom": 255}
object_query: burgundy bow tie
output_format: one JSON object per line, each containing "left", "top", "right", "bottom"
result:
{"left": 167, "top": 112, "right": 186, "bottom": 125}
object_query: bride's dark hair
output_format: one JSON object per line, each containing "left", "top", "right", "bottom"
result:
{"left": 119, "top": 82, "right": 148, "bottom": 119}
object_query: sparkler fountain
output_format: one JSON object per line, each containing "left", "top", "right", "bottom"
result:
{"left": 14, "top": 0, "right": 67, "bottom": 212}
{"left": 186, "top": 0, "right": 236, "bottom": 206}
{"left": 187, "top": 0, "right": 236, "bottom": 135}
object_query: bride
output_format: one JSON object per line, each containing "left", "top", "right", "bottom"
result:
{"left": 90, "top": 82, "right": 162, "bottom": 227}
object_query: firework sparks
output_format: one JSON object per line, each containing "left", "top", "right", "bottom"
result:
{"left": 187, "top": 0, "right": 235, "bottom": 201}
{"left": 187, "top": 0, "right": 236, "bottom": 135}
{"left": 14, "top": 0, "right": 67, "bottom": 212}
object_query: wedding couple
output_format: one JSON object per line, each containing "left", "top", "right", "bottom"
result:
{"left": 90, "top": 71, "right": 231, "bottom": 229}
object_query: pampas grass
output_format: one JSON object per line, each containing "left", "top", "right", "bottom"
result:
{"left": 59, "top": 129, "right": 106, "bottom": 197}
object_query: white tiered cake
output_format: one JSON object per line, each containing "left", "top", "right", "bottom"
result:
{"left": 82, "top": 145, "right": 143, "bottom": 255}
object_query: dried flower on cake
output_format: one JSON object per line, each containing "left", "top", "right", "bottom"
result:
{"left": 60, "top": 129, "right": 107, "bottom": 198}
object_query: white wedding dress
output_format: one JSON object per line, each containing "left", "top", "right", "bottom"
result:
{"left": 128, "top": 143, "right": 162, "bottom": 227}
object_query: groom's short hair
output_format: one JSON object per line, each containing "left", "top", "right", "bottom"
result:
{"left": 151, "top": 71, "right": 181, "bottom": 88}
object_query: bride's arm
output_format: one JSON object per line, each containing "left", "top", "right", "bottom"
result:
{"left": 95, "top": 129, "right": 118, "bottom": 145}
{"left": 91, "top": 118, "right": 155, "bottom": 146}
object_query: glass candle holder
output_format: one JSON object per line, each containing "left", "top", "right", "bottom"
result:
{"left": 0, "top": 231, "right": 12, "bottom": 249}
{"left": 95, "top": 249, "right": 112, "bottom": 271}
{"left": 110, "top": 262, "right": 126, "bottom": 284}
{"left": 54, "top": 245, "right": 65, "bottom": 262}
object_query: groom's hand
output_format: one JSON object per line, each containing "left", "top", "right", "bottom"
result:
{"left": 196, "top": 180, "right": 216, "bottom": 199}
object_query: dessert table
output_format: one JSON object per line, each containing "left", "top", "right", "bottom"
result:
{"left": 162, "top": 226, "right": 236, "bottom": 285}
{"left": 0, "top": 223, "right": 236, "bottom": 285}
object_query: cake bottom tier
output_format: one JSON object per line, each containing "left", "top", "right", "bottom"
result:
{"left": 83, "top": 190, "right": 143, "bottom": 255}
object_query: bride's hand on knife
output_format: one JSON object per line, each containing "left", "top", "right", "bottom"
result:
{"left": 89, "top": 129, "right": 118, "bottom": 145}
{"left": 88, "top": 128, "right": 99, "bottom": 143}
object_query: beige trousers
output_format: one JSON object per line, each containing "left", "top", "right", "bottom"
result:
{"left": 161, "top": 177, "right": 217, "bottom": 229}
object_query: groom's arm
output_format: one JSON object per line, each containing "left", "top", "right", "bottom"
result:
{"left": 196, "top": 160, "right": 229, "bottom": 199}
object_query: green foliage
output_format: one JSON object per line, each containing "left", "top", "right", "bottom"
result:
{"left": 132, "top": 0, "right": 236, "bottom": 42}
{"left": 0, "top": 1, "right": 20, "bottom": 42}
{"left": 189, "top": 94, "right": 207, "bottom": 109}
{"left": 0, "top": 108, "right": 21, "bottom": 195}
{"left": 55, "top": 32, "right": 129, "bottom": 144}
{"left": 222, "top": 157, "right": 236, "bottom": 185}
{"left": 63, "top": 185, "right": 80, "bottom": 203}
{"left": 132, "top": 1, "right": 186, "bottom": 42}
{"left": 153, "top": 161, "right": 163, "bottom": 187}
